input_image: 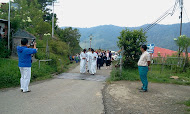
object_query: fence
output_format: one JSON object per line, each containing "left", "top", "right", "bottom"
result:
{"left": 151, "top": 57, "right": 185, "bottom": 73}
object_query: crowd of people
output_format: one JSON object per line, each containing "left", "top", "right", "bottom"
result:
{"left": 69, "top": 54, "right": 80, "bottom": 63}
{"left": 80, "top": 48, "right": 112, "bottom": 75}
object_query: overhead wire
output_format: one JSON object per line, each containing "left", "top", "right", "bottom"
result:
{"left": 143, "top": 9, "right": 171, "bottom": 32}
{"left": 183, "top": 6, "right": 190, "bottom": 23}
{"left": 143, "top": 0, "right": 179, "bottom": 32}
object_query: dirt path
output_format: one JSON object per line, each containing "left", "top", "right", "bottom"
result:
{"left": 103, "top": 81, "right": 190, "bottom": 114}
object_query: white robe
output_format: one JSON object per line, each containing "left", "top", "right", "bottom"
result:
{"left": 89, "top": 52, "right": 98, "bottom": 74}
{"left": 86, "top": 51, "right": 92, "bottom": 72}
{"left": 80, "top": 52, "right": 87, "bottom": 73}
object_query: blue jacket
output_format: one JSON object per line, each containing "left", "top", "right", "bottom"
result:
{"left": 17, "top": 46, "right": 37, "bottom": 67}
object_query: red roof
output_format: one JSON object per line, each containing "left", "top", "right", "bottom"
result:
{"left": 153, "top": 46, "right": 190, "bottom": 57}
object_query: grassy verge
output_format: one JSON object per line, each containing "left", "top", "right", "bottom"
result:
{"left": 0, "top": 58, "right": 76, "bottom": 89}
{"left": 178, "top": 99, "right": 190, "bottom": 112}
{"left": 184, "top": 100, "right": 190, "bottom": 112}
{"left": 184, "top": 99, "right": 190, "bottom": 106}
{"left": 110, "top": 63, "right": 190, "bottom": 85}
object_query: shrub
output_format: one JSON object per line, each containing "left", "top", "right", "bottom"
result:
{"left": 0, "top": 39, "right": 11, "bottom": 58}
{"left": 117, "top": 29, "right": 147, "bottom": 68}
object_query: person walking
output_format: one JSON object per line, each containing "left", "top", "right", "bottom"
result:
{"left": 138, "top": 45, "right": 151, "bottom": 92}
{"left": 101, "top": 50, "right": 105, "bottom": 66}
{"left": 106, "top": 50, "right": 111, "bottom": 69}
{"left": 80, "top": 49, "right": 87, "bottom": 73}
{"left": 86, "top": 48, "right": 92, "bottom": 73}
{"left": 97, "top": 49, "right": 102, "bottom": 70}
{"left": 17, "top": 38, "right": 37, "bottom": 93}
{"left": 89, "top": 49, "right": 98, "bottom": 75}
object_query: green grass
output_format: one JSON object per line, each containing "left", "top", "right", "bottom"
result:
{"left": 179, "top": 99, "right": 190, "bottom": 112}
{"left": 184, "top": 100, "right": 190, "bottom": 107}
{"left": 0, "top": 58, "right": 74, "bottom": 89}
{"left": 110, "top": 64, "right": 190, "bottom": 85}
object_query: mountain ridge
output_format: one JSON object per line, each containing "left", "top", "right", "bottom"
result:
{"left": 61, "top": 23, "right": 190, "bottom": 51}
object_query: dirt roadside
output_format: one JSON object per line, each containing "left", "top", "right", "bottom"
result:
{"left": 103, "top": 81, "right": 190, "bottom": 114}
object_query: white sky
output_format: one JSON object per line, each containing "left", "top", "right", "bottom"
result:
{"left": 1, "top": 0, "right": 190, "bottom": 28}
{"left": 54, "top": 0, "right": 190, "bottom": 28}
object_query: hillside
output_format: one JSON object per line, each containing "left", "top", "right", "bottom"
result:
{"left": 62, "top": 23, "right": 190, "bottom": 51}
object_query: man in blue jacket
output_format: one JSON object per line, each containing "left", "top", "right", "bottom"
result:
{"left": 17, "top": 38, "right": 37, "bottom": 93}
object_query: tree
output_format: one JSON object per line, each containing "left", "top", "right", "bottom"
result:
{"left": 175, "top": 35, "right": 190, "bottom": 71}
{"left": 35, "top": 20, "right": 51, "bottom": 39}
{"left": 117, "top": 29, "right": 147, "bottom": 68}
{"left": 55, "top": 27, "right": 81, "bottom": 54}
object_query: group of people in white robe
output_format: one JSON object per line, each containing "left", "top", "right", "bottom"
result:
{"left": 80, "top": 48, "right": 112, "bottom": 75}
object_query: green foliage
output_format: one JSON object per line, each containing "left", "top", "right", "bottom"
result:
{"left": 117, "top": 28, "right": 147, "bottom": 68}
{"left": 175, "top": 35, "right": 190, "bottom": 71}
{"left": 184, "top": 100, "right": 190, "bottom": 107}
{"left": 55, "top": 27, "right": 81, "bottom": 54}
{"left": 35, "top": 37, "right": 70, "bottom": 73}
{"left": 0, "top": 58, "right": 55, "bottom": 88}
{"left": 110, "top": 64, "right": 190, "bottom": 85}
{"left": 0, "top": 0, "right": 53, "bottom": 39}
{"left": 35, "top": 21, "right": 51, "bottom": 39}
{"left": 49, "top": 39, "right": 69, "bottom": 55}
{"left": 111, "top": 68, "right": 139, "bottom": 81}
{"left": 175, "top": 35, "right": 190, "bottom": 53}
{"left": 0, "top": 0, "right": 81, "bottom": 89}
{"left": 0, "top": 39, "right": 11, "bottom": 58}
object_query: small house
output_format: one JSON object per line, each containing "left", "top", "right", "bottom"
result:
{"left": 12, "top": 29, "right": 36, "bottom": 56}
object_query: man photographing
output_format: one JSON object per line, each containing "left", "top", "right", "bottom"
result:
{"left": 17, "top": 38, "right": 37, "bottom": 93}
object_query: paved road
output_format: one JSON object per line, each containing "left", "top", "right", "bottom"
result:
{"left": 0, "top": 65, "right": 111, "bottom": 114}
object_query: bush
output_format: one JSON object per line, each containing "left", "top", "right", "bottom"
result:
{"left": 35, "top": 38, "right": 70, "bottom": 73}
{"left": 117, "top": 29, "right": 147, "bottom": 68}
{"left": 0, "top": 39, "right": 11, "bottom": 58}
{"left": 110, "top": 68, "right": 140, "bottom": 81}
{"left": 0, "top": 58, "right": 57, "bottom": 89}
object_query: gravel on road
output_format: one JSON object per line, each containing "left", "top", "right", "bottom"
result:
{"left": 103, "top": 81, "right": 190, "bottom": 114}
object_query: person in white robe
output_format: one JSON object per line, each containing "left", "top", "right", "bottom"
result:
{"left": 89, "top": 49, "right": 98, "bottom": 75}
{"left": 86, "top": 48, "right": 92, "bottom": 73}
{"left": 80, "top": 49, "right": 87, "bottom": 73}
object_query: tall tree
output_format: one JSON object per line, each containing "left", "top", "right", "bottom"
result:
{"left": 118, "top": 29, "right": 147, "bottom": 68}
{"left": 175, "top": 35, "right": 190, "bottom": 71}
{"left": 0, "top": 0, "right": 52, "bottom": 38}
{"left": 56, "top": 27, "right": 81, "bottom": 54}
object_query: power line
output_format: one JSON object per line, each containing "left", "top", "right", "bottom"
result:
{"left": 143, "top": 9, "right": 171, "bottom": 32}
{"left": 183, "top": 6, "right": 190, "bottom": 22}
{"left": 143, "top": 0, "right": 179, "bottom": 32}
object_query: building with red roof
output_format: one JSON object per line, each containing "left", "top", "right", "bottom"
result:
{"left": 152, "top": 46, "right": 190, "bottom": 57}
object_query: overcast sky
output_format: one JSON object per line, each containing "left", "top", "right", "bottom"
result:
{"left": 2, "top": 0, "right": 190, "bottom": 28}
{"left": 54, "top": 0, "right": 190, "bottom": 28}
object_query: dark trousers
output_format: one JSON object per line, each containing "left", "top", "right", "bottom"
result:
{"left": 106, "top": 60, "right": 111, "bottom": 66}
{"left": 97, "top": 59, "right": 101, "bottom": 69}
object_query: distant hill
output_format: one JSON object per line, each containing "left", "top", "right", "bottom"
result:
{"left": 61, "top": 23, "right": 190, "bottom": 51}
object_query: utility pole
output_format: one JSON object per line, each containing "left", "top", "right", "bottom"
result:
{"left": 8, "top": 0, "right": 11, "bottom": 50}
{"left": 178, "top": 0, "right": 183, "bottom": 57}
{"left": 52, "top": 1, "right": 54, "bottom": 38}
{"left": 89, "top": 34, "right": 93, "bottom": 48}
{"left": 179, "top": 0, "right": 183, "bottom": 36}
